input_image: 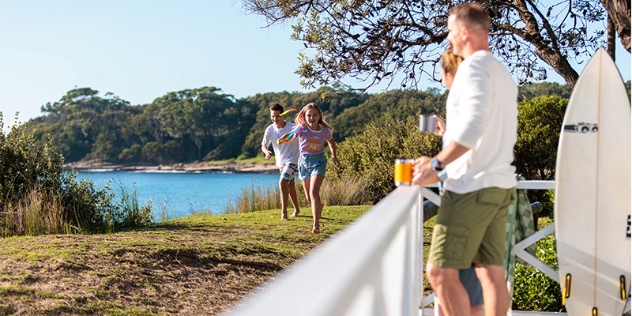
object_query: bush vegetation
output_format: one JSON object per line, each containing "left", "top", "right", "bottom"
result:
{"left": 328, "top": 114, "right": 442, "bottom": 202}
{"left": 0, "top": 114, "right": 152, "bottom": 237}
{"left": 512, "top": 218, "right": 564, "bottom": 312}
{"left": 514, "top": 95, "right": 568, "bottom": 206}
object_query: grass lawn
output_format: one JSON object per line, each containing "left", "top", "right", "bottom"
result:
{"left": 0, "top": 205, "right": 371, "bottom": 315}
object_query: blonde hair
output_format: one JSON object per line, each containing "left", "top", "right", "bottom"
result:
{"left": 440, "top": 47, "right": 463, "bottom": 77}
{"left": 296, "top": 102, "right": 333, "bottom": 131}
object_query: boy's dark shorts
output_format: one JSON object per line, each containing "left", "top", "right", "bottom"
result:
{"left": 428, "top": 187, "right": 516, "bottom": 268}
{"left": 460, "top": 267, "right": 483, "bottom": 306}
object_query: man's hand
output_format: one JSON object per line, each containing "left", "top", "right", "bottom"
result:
{"left": 412, "top": 156, "right": 440, "bottom": 186}
{"left": 435, "top": 117, "right": 446, "bottom": 136}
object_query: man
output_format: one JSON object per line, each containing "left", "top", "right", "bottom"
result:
{"left": 412, "top": 3, "right": 518, "bottom": 316}
{"left": 262, "top": 103, "right": 301, "bottom": 220}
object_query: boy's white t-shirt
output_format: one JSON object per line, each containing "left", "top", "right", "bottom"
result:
{"left": 443, "top": 50, "right": 518, "bottom": 194}
{"left": 262, "top": 121, "right": 300, "bottom": 168}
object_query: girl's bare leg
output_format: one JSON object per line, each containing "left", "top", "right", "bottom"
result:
{"left": 309, "top": 175, "right": 324, "bottom": 233}
{"left": 289, "top": 180, "right": 300, "bottom": 217}
{"left": 302, "top": 179, "right": 311, "bottom": 205}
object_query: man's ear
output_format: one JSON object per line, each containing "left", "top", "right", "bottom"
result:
{"left": 461, "top": 26, "right": 471, "bottom": 40}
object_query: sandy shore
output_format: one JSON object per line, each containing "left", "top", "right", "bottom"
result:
{"left": 62, "top": 161, "right": 278, "bottom": 173}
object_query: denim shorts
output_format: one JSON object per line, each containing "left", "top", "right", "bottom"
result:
{"left": 279, "top": 162, "right": 297, "bottom": 182}
{"left": 298, "top": 153, "right": 327, "bottom": 181}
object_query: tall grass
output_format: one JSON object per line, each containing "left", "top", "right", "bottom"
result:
{"left": 224, "top": 177, "right": 373, "bottom": 214}
{"left": 320, "top": 176, "right": 373, "bottom": 206}
{"left": 225, "top": 182, "right": 281, "bottom": 213}
{"left": 113, "top": 183, "right": 153, "bottom": 230}
{"left": 0, "top": 181, "right": 153, "bottom": 237}
{"left": 1, "top": 190, "right": 70, "bottom": 237}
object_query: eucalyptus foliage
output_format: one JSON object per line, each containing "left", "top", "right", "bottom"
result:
{"left": 244, "top": 0, "right": 629, "bottom": 90}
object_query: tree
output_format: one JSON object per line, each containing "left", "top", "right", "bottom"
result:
{"left": 244, "top": 0, "right": 629, "bottom": 89}
{"left": 152, "top": 87, "right": 237, "bottom": 160}
{"left": 31, "top": 88, "right": 132, "bottom": 162}
{"left": 329, "top": 88, "right": 445, "bottom": 140}
{"left": 599, "top": 0, "right": 630, "bottom": 50}
{"left": 514, "top": 95, "right": 567, "bottom": 204}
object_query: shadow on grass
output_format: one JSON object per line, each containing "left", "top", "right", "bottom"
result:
{"left": 130, "top": 248, "right": 285, "bottom": 273}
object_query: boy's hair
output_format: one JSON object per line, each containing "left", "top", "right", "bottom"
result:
{"left": 270, "top": 103, "right": 284, "bottom": 112}
{"left": 297, "top": 102, "right": 334, "bottom": 131}
{"left": 449, "top": 3, "right": 490, "bottom": 32}
{"left": 440, "top": 47, "right": 463, "bottom": 77}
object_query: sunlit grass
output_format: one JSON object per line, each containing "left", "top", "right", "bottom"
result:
{"left": 0, "top": 205, "right": 372, "bottom": 314}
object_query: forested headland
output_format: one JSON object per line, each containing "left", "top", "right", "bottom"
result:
{"left": 6, "top": 81, "right": 620, "bottom": 167}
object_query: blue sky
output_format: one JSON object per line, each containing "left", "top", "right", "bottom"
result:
{"left": 1, "top": 0, "right": 630, "bottom": 126}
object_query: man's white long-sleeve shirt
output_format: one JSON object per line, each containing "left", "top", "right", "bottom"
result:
{"left": 443, "top": 50, "right": 518, "bottom": 194}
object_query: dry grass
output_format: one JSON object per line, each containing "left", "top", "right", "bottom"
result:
{"left": 0, "top": 190, "right": 69, "bottom": 237}
{"left": 225, "top": 176, "right": 373, "bottom": 215}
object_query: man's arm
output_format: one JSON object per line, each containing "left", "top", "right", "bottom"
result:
{"left": 412, "top": 141, "right": 470, "bottom": 186}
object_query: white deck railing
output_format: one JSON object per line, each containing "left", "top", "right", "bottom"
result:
{"left": 223, "top": 181, "right": 578, "bottom": 316}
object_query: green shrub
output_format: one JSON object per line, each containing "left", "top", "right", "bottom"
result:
{"left": 0, "top": 115, "right": 152, "bottom": 236}
{"left": 515, "top": 95, "right": 567, "bottom": 180}
{"left": 328, "top": 114, "right": 441, "bottom": 202}
{"left": 512, "top": 226, "right": 565, "bottom": 312}
{"left": 514, "top": 96, "right": 567, "bottom": 206}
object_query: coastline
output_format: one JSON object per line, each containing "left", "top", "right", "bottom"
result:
{"left": 62, "top": 161, "right": 278, "bottom": 173}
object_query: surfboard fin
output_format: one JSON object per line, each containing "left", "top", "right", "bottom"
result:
{"left": 620, "top": 275, "right": 627, "bottom": 300}
{"left": 562, "top": 273, "right": 572, "bottom": 305}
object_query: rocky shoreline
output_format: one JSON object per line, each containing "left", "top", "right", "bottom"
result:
{"left": 62, "top": 161, "right": 278, "bottom": 173}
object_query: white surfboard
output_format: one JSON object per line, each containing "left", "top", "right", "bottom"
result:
{"left": 554, "top": 47, "right": 631, "bottom": 316}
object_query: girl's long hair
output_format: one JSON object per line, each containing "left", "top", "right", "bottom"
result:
{"left": 296, "top": 102, "right": 334, "bottom": 131}
{"left": 440, "top": 47, "right": 463, "bottom": 77}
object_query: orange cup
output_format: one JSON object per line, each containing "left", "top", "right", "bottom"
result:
{"left": 394, "top": 159, "right": 414, "bottom": 186}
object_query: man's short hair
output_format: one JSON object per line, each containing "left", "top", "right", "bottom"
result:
{"left": 270, "top": 103, "right": 284, "bottom": 112}
{"left": 449, "top": 3, "right": 490, "bottom": 32}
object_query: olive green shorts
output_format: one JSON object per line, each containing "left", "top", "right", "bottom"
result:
{"left": 428, "top": 187, "right": 516, "bottom": 269}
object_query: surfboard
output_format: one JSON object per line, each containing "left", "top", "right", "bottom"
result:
{"left": 554, "top": 47, "right": 631, "bottom": 316}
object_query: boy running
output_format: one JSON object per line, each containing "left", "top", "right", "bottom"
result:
{"left": 261, "top": 103, "right": 301, "bottom": 220}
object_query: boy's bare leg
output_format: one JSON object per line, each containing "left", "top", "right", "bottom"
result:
{"left": 279, "top": 178, "right": 289, "bottom": 220}
{"left": 470, "top": 305, "right": 484, "bottom": 316}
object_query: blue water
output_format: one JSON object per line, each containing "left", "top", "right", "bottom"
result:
{"left": 73, "top": 171, "right": 279, "bottom": 219}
